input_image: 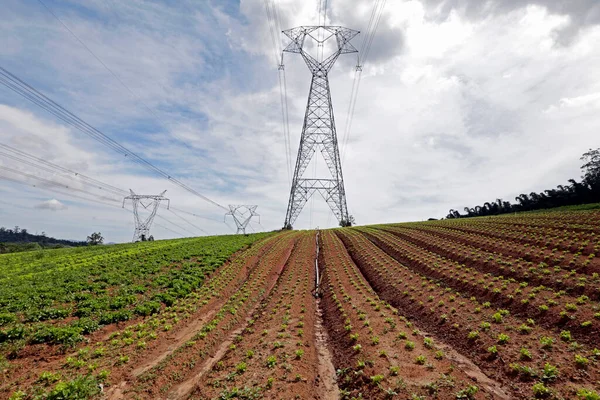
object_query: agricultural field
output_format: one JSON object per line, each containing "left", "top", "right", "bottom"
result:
{"left": 1, "top": 209, "right": 600, "bottom": 399}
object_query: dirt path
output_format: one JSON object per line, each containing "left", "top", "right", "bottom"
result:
{"left": 167, "top": 238, "right": 296, "bottom": 399}
{"left": 314, "top": 298, "right": 339, "bottom": 400}
{"left": 132, "top": 308, "right": 218, "bottom": 378}
{"left": 167, "top": 306, "right": 259, "bottom": 399}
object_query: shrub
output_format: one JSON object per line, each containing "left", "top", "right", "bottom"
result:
{"left": 491, "top": 312, "right": 503, "bottom": 323}
{"left": 577, "top": 388, "right": 600, "bottom": 399}
{"left": 266, "top": 355, "right": 277, "bottom": 368}
{"left": 539, "top": 336, "right": 554, "bottom": 349}
{"left": 236, "top": 362, "right": 247, "bottom": 373}
{"left": 532, "top": 382, "right": 551, "bottom": 398}
{"left": 456, "top": 385, "right": 479, "bottom": 399}
{"left": 405, "top": 341, "right": 415, "bottom": 350}
{"left": 37, "top": 371, "right": 61, "bottom": 385}
{"left": 0, "top": 313, "right": 16, "bottom": 326}
{"left": 541, "top": 363, "right": 558, "bottom": 382}
{"left": 518, "top": 324, "right": 532, "bottom": 334}
{"left": 565, "top": 303, "right": 578, "bottom": 312}
{"left": 72, "top": 318, "right": 99, "bottom": 335}
{"left": 0, "top": 325, "right": 25, "bottom": 343}
{"left": 423, "top": 337, "right": 434, "bottom": 348}
{"left": 370, "top": 374, "right": 385, "bottom": 385}
{"left": 30, "top": 326, "right": 83, "bottom": 346}
{"left": 520, "top": 348, "right": 532, "bottom": 361}
{"left": 415, "top": 355, "right": 426, "bottom": 365}
{"left": 134, "top": 301, "right": 161, "bottom": 316}
{"left": 575, "top": 354, "right": 589, "bottom": 369}
{"left": 497, "top": 333, "right": 509, "bottom": 344}
{"left": 560, "top": 330, "right": 572, "bottom": 342}
{"left": 46, "top": 375, "right": 100, "bottom": 400}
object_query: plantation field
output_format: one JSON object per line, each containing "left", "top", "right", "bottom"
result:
{"left": 1, "top": 210, "right": 600, "bottom": 399}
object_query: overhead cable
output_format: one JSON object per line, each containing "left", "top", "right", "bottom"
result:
{"left": 0, "top": 66, "right": 228, "bottom": 211}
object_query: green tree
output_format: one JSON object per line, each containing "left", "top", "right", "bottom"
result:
{"left": 86, "top": 232, "right": 104, "bottom": 246}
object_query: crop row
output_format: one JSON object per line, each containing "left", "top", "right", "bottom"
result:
{"left": 336, "top": 228, "right": 600, "bottom": 399}
{"left": 428, "top": 218, "right": 600, "bottom": 257}
{"left": 1, "top": 233, "right": 281, "bottom": 399}
{"left": 320, "top": 230, "right": 486, "bottom": 399}
{"left": 0, "top": 233, "right": 272, "bottom": 352}
{"left": 362, "top": 227, "right": 600, "bottom": 345}
{"left": 399, "top": 223, "right": 599, "bottom": 274}
{"left": 379, "top": 225, "right": 600, "bottom": 301}
{"left": 478, "top": 211, "right": 600, "bottom": 233}
{"left": 192, "top": 232, "right": 319, "bottom": 399}
{"left": 130, "top": 231, "right": 300, "bottom": 397}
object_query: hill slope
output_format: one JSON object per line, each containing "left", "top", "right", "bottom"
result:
{"left": 1, "top": 211, "right": 599, "bottom": 399}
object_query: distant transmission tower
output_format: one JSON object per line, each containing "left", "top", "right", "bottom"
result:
{"left": 282, "top": 26, "right": 359, "bottom": 229}
{"left": 123, "top": 190, "right": 170, "bottom": 242}
{"left": 225, "top": 205, "right": 259, "bottom": 234}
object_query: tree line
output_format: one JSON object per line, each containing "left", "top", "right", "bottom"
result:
{"left": 446, "top": 148, "right": 600, "bottom": 219}
{"left": 0, "top": 225, "right": 86, "bottom": 253}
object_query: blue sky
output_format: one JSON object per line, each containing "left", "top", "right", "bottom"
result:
{"left": 1, "top": 0, "right": 600, "bottom": 242}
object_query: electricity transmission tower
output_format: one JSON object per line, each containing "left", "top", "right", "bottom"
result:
{"left": 123, "top": 190, "right": 170, "bottom": 242}
{"left": 282, "top": 26, "right": 359, "bottom": 229}
{"left": 225, "top": 205, "right": 259, "bottom": 234}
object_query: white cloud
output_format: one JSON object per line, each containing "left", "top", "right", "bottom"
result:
{"left": 35, "top": 199, "right": 67, "bottom": 211}
{"left": 0, "top": 0, "right": 599, "bottom": 241}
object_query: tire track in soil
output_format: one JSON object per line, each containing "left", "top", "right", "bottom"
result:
{"left": 105, "top": 234, "right": 285, "bottom": 399}
{"left": 166, "top": 235, "right": 299, "bottom": 399}
{"left": 416, "top": 327, "right": 511, "bottom": 400}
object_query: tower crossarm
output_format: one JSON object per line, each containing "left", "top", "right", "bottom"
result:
{"left": 283, "top": 26, "right": 359, "bottom": 75}
{"left": 225, "top": 205, "right": 259, "bottom": 234}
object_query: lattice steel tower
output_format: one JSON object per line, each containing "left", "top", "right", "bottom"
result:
{"left": 123, "top": 190, "right": 169, "bottom": 242}
{"left": 282, "top": 26, "right": 359, "bottom": 229}
{"left": 225, "top": 205, "right": 260, "bottom": 234}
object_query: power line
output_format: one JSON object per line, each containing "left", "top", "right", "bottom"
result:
{"left": 168, "top": 206, "right": 223, "bottom": 223}
{"left": 36, "top": 0, "right": 199, "bottom": 153}
{"left": 168, "top": 208, "right": 209, "bottom": 235}
{"left": 265, "top": 0, "right": 293, "bottom": 184}
{"left": 0, "top": 165, "right": 121, "bottom": 202}
{"left": 0, "top": 171, "right": 124, "bottom": 209}
{"left": 341, "top": 0, "right": 387, "bottom": 162}
{"left": 0, "top": 144, "right": 126, "bottom": 196}
{"left": 223, "top": 220, "right": 237, "bottom": 234}
{"left": 154, "top": 213, "right": 195, "bottom": 237}
{"left": 0, "top": 165, "right": 192, "bottom": 239}
{"left": 361, "top": 0, "right": 388, "bottom": 66}
{"left": 0, "top": 143, "right": 228, "bottom": 229}
{"left": 0, "top": 66, "right": 229, "bottom": 211}
{"left": 0, "top": 143, "right": 225, "bottom": 238}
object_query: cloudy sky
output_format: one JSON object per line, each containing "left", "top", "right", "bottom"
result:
{"left": 0, "top": 0, "right": 599, "bottom": 243}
